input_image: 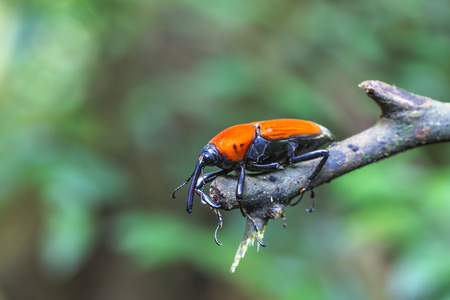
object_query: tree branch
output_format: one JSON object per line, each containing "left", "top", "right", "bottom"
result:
{"left": 210, "top": 80, "right": 450, "bottom": 272}
{"left": 211, "top": 80, "right": 450, "bottom": 219}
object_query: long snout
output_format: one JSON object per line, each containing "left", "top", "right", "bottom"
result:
{"left": 186, "top": 156, "right": 204, "bottom": 213}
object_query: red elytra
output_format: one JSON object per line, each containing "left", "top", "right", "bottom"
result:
{"left": 252, "top": 119, "right": 321, "bottom": 139}
{"left": 209, "top": 119, "right": 322, "bottom": 163}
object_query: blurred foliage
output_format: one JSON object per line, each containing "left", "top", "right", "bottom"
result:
{"left": 0, "top": 0, "right": 450, "bottom": 299}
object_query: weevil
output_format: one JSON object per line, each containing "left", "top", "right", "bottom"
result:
{"left": 172, "top": 119, "right": 334, "bottom": 245}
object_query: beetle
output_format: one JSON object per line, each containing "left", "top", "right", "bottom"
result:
{"left": 171, "top": 118, "right": 334, "bottom": 245}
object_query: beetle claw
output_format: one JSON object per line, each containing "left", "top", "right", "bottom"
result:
{"left": 254, "top": 230, "right": 267, "bottom": 247}
{"left": 289, "top": 179, "right": 311, "bottom": 206}
{"left": 245, "top": 213, "right": 268, "bottom": 247}
{"left": 305, "top": 189, "right": 315, "bottom": 213}
{"left": 289, "top": 191, "right": 305, "bottom": 207}
{"left": 214, "top": 209, "right": 223, "bottom": 246}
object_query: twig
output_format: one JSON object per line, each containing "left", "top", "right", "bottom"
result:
{"left": 209, "top": 81, "right": 450, "bottom": 272}
{"left": 211, "top": 80, "right": 450, "bottom": 213}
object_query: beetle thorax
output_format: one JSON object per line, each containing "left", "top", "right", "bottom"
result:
{"left": 208, "top": 124, "right": 255, "bottom": 169}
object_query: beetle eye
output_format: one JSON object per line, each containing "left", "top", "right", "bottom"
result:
{"left": 201, "top": 145, "right": 219, "bottom": 166}
{"left": 203, "top": 151, "right": 216, "bottom": 165}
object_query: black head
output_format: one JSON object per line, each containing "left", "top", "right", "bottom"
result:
{"left": 171, "top": 144, "right": 221, "bottom": 213}
{"left": 185, "top": 144, "right": 221, "bottom": 212}
{"left": 200, "top": 144, "right": 220, "bottom": 166}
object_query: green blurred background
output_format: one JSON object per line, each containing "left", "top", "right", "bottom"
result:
{"left": 0, "top": 0, "right": 449, "bottom": 299}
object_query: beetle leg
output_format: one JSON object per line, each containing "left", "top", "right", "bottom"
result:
{"left": 235, "top": 165, "right": 267, "bottom": 247}
{"left": 245, "top": 214, "right": 268, "bottom": 247}
{"left": 291, "top": 187, "right": 316, "bottom": 209}
{"left": 289, "top": 190, "right": 305, "bottom": 206}
{"left": 195, "top": 189, "right": 221, "bottom": 208}
{"left": 193, "top": 169, "right": 229, "bottom": 209}
{"left": 290, "top": 149, "right": 329, "bottom": 176}
{"left": 236, "top": 165, "right": 247, "bottom": 217}
{"left": 289, "top": 149, "right": 329, "bottom": 207}
{"left": 214, "top": 208, "right": 223, "bottom": 246}
{"left": 304, "top": 150, "right": 329, "bottom": 180}
{"left": 306, "top": 189, "right": 315, "bottom": 213}
{"left": 251, "top": 162, "right": 284, "bottom": 170}
{"left": 195, "top": 169, "right": 230, "bottom": 190}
